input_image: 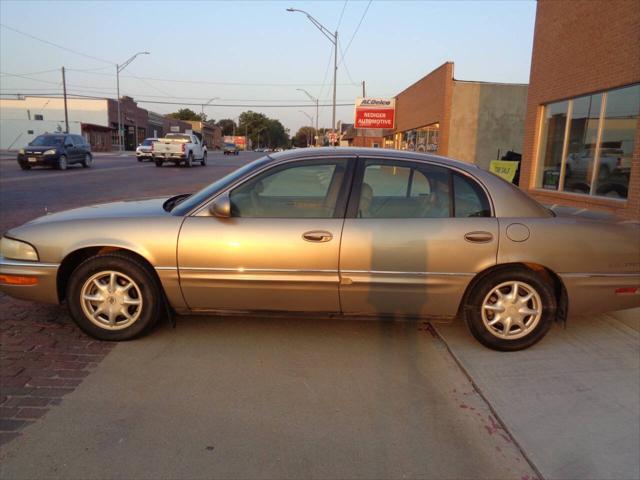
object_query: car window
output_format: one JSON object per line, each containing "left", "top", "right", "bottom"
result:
{"left": 357, "top": 161, "right": 451, "bottom": 218}
{"left": 230, "top": 160, "right": 347, "bottom": 218}
{"left": 453, "top": 173, "right": 491, "bottom": 217}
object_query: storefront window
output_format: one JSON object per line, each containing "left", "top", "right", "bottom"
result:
{"left": 562, "top": 94, "right": 602, "bottom": 194}
{"left": 536, "top": 83, "right": 639, "bottom": 199}
{"left": 537, "top": 101, "right": 568, "bottom": 190}
{"left": 594, "top": 84, "right": 639, "bottom": 199}
{"left": 398, "top": 124, "right": 439, "bottom": 152}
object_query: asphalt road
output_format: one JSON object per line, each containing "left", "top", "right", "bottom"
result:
{"left": 0, "top": 149, "right": 538, "bottom": 479}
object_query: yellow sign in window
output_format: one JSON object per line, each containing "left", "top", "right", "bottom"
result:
{"left": 489, "top": 160, "right": 519, "bottom": 183}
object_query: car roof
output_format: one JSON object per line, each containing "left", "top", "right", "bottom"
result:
{"left": 268, "top": 147, "right": 480, "bottom": 174}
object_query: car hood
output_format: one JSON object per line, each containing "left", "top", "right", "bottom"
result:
{"left": 23, "top": 197, "right": 172, "bottom": 226}
{"left": 24, "top": 146, "right": 59, "bottom": 153}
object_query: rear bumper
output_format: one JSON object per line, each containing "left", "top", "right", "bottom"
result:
{"left": 0, "top": 257, "right": 60, "bottom": 304}
{"left": 561, "top": 273, "right": 640, "bottom": 315}
{"left": 153, "top": 153, "right": 186, "bottom": 161}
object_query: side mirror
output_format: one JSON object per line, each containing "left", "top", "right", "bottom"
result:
{"left": 209, "top": 193, "right": 231, "bottom": 218}
{"left": 65, "top": 143, "right": 73, "bottom": 148}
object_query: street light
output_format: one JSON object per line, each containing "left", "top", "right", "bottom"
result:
{"left": 286, "top": 7, "right": 337, "bottom": 144}
{"left": 116, "top": 51, "right": 150, "bottom": 152}
{"left": 201, "top": 97, "right": 220, "bottom": 122}
{"left": 298, "top": 110, "right": 314, "bottom": 147}
{"left": 296, "top": 88, "right": 319, "bottom": 145}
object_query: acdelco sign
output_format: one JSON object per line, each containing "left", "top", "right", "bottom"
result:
{"left": 355, "top": 97, "right": 395, "bottom": 129}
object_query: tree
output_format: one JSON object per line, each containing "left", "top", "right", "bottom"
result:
{"left": 167, "top": 108, "right": 203, "bottom": 121}
{"left": 216, "top": 119, "right": 237, "bottom": 136}
{"left": 236, "top": 111, "right": 290, "bottom": 149}
{"left": 293, "top": 126, "right": 316, "bottom": 148}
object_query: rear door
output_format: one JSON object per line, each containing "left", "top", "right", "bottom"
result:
{"left": 339, "top": 157, "right": 498, "bottom": 318}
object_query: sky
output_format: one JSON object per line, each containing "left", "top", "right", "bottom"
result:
{"left": 0, "top": 0, "right": 537, "bottom": 134}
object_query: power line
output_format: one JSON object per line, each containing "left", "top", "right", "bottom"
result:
{"left": 0, "top": 92, "right": 356, "bottom": 108}
{"left": 336, "top": 0, "right": 348, "bottom": 31}
{"left": 339, "top": 0, "right": 372, "bottom": 67}
{"left": 66, "top": 68, "right": 359, "bottom": 87}
{"left": 0, "top": 24, "right": 115, "bottom": 65}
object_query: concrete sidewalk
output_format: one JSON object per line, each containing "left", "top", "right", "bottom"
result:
{"left": 0, "top": 316, "right": 537, "bottom": 480}
{"left": 435, "top": 308, "right": 640, "bottom": 480}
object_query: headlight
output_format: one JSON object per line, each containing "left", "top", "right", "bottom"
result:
{"left": 44, "top": 149, "right": 57, "bottom": 155}
{"left": 19, "top": 148, "right": 25, "bottom": 155}
{"left": 0, "top": 237, "right": 39, "bottom": 261}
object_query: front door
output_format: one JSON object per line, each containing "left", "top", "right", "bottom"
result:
{"left": 339, "top": 158, "right": 498, "bottom": 318}
{"left": 178, "top": 157, "right": 354, "bottom": 312}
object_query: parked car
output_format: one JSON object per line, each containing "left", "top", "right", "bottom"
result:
{"left": 136, "top": 138, "right": 158, "bottom": 162}
{"left": 223, "top": 142, "right": 239, "bottom": 155}
{"left": 152, "top": 133, "right": 207, "bottom": 167}
{"left": 1, "top": 148, "right": 638, "bottom": 350}
{"left": 17, "top": 134, "right": 92, "bottom": 170}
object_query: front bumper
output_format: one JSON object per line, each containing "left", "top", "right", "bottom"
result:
{"left": 17, "top": 153, "right": 58, "bottom": 166}
{"left": 0, "top": 257, "right": 60, "bottom": 304}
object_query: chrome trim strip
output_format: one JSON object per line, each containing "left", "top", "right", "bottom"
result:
{"left": 0, "top": 258, "right": 59, "bottom": 268}
{"left": 155, "top": 266, "right": 178, "bottom": 271}
{"left": 178, "top": 267, "right": 338, "bottom": 273}
{"left": 560, "top": 273, "right": 640, "bottom": 278}
{"left": 341, "top": 269, "right": 475, "bottom": 277}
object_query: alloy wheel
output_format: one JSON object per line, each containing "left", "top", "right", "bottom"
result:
{"left": 481, "top": 281, "right": 542, "bottom": 340}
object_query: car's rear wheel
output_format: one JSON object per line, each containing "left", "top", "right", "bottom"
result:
{"left": 57, "top": 155, "right": 68, "bottom": 170}
{"left": 465, "top": 268, "right": 556, "bottom": 351}
{"left": 155, "top": 159, "right": 163, "bottom": 167}
{"left": 67, "top": 254, "right": 161, "bottom": 341}
{"left": 185, "top": 152, "right": 193, "bottom": 167}
{"left": 201, "top": 151, "right": 207, "bottom": 166}
{"left": 82, "top": 153, "right": 92, "bottom": 168}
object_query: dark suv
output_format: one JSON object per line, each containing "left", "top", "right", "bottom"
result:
{"left": 17, "top": 134, "right": 93, "bottom": 170}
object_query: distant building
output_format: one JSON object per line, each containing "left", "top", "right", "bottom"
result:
{"left": 519, "top": 0, "right": 639, "bottom": 220}
{"left": 184, "top": 120, "right": 223, "bottom": 149}
{"left": 385, "top": 62, "right": 528, "bottom": 170}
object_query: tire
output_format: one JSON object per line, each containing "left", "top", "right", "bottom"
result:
{"left": 82, "top": 153, "right": 93, "bottom": 168}
{"left": 137, "top": 156, "right": 143, "bottom": 162}
{"left": 201, "top": 151, "right": 207, "bottom": 166}
{"left": 185, "top": 152, "right": 193, "bottom": 168}
{"left": 57, "top": 155, "right": 68, "bottom": 170}
{"left": 66, "top": 253, "right": 161, "bottom": 341}
{"left": 464, "top": 268, "right": 556, "bottom": 351}
{"left": 155, "top": 159, "right": 163, "bottom": 167}
{"left": 19, "top": 163, "right": 31, "bottom": 170}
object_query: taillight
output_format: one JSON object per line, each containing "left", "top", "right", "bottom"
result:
{"left": 151, "top": 143, "right": 154, "bottom": 151}
{"left": 181, "top": 143, "right": 186, "bottom": 152}
{"left": 615, "top": 287, "right": 639, "bottom": 295}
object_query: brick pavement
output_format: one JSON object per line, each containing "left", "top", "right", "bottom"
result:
{"left": 0, "top": 294, "right": 114, "bottom": 446}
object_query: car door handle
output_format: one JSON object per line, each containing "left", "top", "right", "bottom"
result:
{"left": 302, "top": 230, "right": 333, "bottom": 243}
{"left": 464, "top": 231, "right": 493, "bottom": 243}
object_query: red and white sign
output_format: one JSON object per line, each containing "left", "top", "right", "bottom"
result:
{"left": 354, "top": 97, "right": 395, "bottom": 129}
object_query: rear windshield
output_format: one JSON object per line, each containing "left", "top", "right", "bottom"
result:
{"left": 30, "top": 135, "right": 64, "bottom": 146}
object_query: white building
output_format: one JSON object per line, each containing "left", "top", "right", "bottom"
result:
{"left": 0, "top": 96, "right": 110, "bottom": 150}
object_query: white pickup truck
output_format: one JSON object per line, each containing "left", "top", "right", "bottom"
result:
{"left": 152, "top": 133, "right": 207, "bottom": 167}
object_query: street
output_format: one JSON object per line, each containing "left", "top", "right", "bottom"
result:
{"left": 0, "top": 151, "right": 538, "bottom": 479}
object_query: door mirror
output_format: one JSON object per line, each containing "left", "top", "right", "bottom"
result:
{"left": 209, "top": 194, "right": 231, "bottom": 218}
{"left": 65, "top": 143, "right": 73, "bottom": 148}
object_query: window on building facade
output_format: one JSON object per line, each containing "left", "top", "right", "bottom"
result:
{"left": 34, "top": 114, "right": 44, "bottom": 121}
{"left": 536, "top": 83, "right": 639, "bottom": 199}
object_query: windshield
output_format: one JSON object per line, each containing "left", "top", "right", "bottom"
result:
{"left": 30, "top": 135, "right": 64, "bottom": 147}
{"left": 141, "top": 139, "right": 155, "bottom": 146}
{"left": 172, "top": 156, "right": 272, "bottom": 215}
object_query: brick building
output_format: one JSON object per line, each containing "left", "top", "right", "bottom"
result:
{"left": 519, "top": 0, "right": 640, "bottom": 219}
{"left": 385, "top": 62, "right": 528, "bottom": 169}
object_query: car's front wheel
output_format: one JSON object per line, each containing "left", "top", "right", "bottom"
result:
{"left": 465, "top": 268, "right": 556, "bottom": 351}
{"left": 201, "top": 151, "right": 207, "bottom": 166}
{"left": 82, "top": 153, "right": 92, "bottom": 168}
{"left": 185, "top": 152, "right": 194, "bottom": 167}
{"left": 57, "top": 155, "right": 68, "bottom": 170}
{"left": 155, "top": 159, "right": 163, "bottom": 167}
{"left": 67, "top": 253, "right": 161, "bottom": 340}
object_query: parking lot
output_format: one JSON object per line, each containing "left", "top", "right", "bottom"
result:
{"left": 0, "top": 150, "right": 638, "bottom": 479}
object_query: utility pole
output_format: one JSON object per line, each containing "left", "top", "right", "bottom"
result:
{"left": 362, "top": 80, "right": 366, "bottom": 98}
{"left": 61, "top": 67, "right": 69, "bottom": 134}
